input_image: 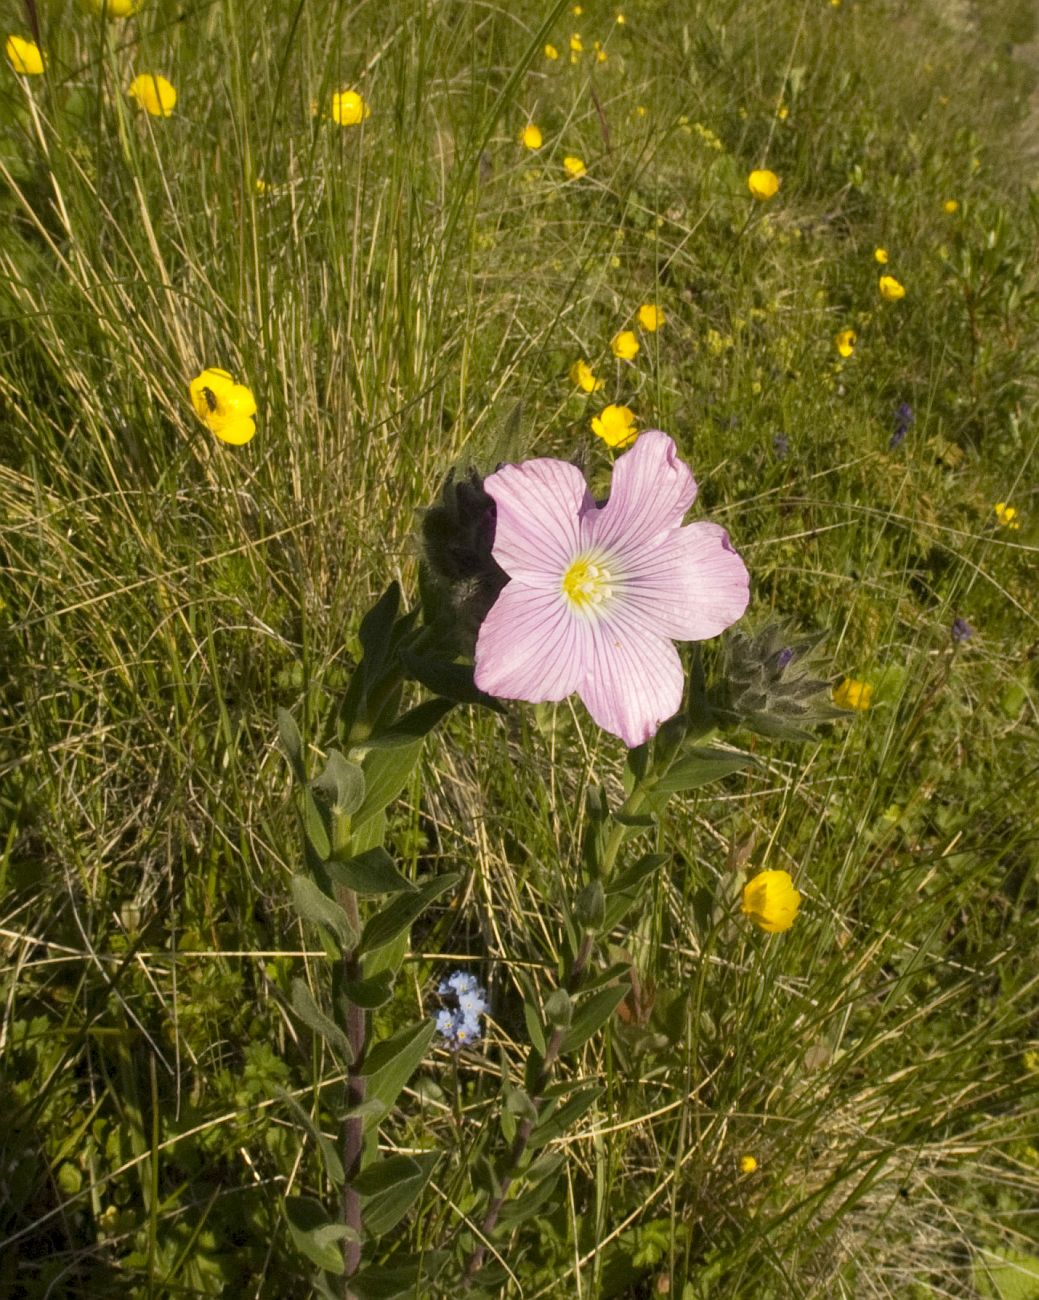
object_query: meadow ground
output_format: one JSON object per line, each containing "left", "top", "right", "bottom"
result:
{"left": 1, "top": 0, "right": 1038, "bottom": 1296}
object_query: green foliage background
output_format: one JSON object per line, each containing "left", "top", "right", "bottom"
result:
{"left": 1, "top": 0, "right": 1037, "bottom": 1294}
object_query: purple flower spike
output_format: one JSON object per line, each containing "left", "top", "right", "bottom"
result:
{"left": 473, "top": 431, "right": 751, "bottom": 747}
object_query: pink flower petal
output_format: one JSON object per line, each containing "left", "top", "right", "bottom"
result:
{"left": 474, "top": 582, "right": 587, "bottom": 702}
{"left": 485, "top": 458, "right": 594, "bottom": 583}
{"left": 585, "top": 430, "right": 696, "bottom": 552}
{"left": 577, "top": 612, "right": 685, "bottom": 747}
{"left": 618, "top": 521, "right": 751, "bottom": 641}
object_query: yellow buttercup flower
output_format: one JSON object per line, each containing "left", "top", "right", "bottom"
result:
{"left": 591, "top": 404, "right": 637, "bottom": 448}
{"left": 874, "top": 247, "right": 889, "bottom": 264}
{"left": 544, "top": 43, "right": 559, "bottom": 60}
{"left": 84, "top": 0, "right": 140, "bottom": 14}
{"left": 747, "top": 169, "right": 779, "bottom": 201}
{"left": 611, "top": 330, "right": 639, "bottom": 360}
{"left": 943, "top": 199, "right": 960, "bottom": 214}
{"left": 569, "top": 360, "right": 604, "bottom": 393}
{"left": 519, "top": 123, "right": 542, "bottom": 150}
{"left": 834, "top": 328, "right": 856, "bottom": 358}
{"left": 189, "top": 369, "right": 257, "bottom": 446}
{"left": 570, "top": 33, "right": 583, "bottom": 52}
{"left": 994, "top": 501, "right": 1020, "bottom": 530}
{"left": 739, "top": 1155, "right": 758, "bottom": 1174}
{"left": 572, "top": 4, "right": 583, "bottom": 13}
{"left": 878, "top": 275, "right": 905, "bottom": 302}
{"left": 637, "top": 303, "right": 664, "bottom": 332}
{"left": 5, "top": 35, "right": 45, "bottom": 75}
{"left": 833, "top": 677, "right": 873, "bottom": 710}
{"left": 127, "top": 74, "right": 176, "bottom": 117}
{"left": 616, "top": 11, "right": 626, "bottom": 22}
{"left": 741, "top": 870, "right": 801, "bottom": 934}
{"left": 331, "top": 89, "right": 370, "bottom": 126}
{"left": 563, "top": 155, "right": 586, "bottom": 178}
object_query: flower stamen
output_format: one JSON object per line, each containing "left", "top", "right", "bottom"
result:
{"left": 562, "top": 554, "right": 613, "bottom": 610}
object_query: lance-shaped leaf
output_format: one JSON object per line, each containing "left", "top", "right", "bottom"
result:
{"left": 284, "top": 1196, "right": 354, "bottom": 1274}
{"left": 653, "top": 746, "right": 757, "bottom": 795}
{"left": 276, "top": 1087, "right": 345, "bottom": 1186}
{"left": 560, "top": 983, "right": 630, "bottom": 1054}
{"left": 361, "top": 698, "right": 456, "bottom": 750}
{"left": 291, "top": 978, "right": 354, "bottom": 1064}
{"left": 277, "top": 707, "right": 307, "bottom": 785}
{"left": 342, "top": 969, "right": 395, "bottom": 1009}
{"left": 290, "top": 874, "right": 359, "bottom": 953}
{"left": 359, "top": 874, "right": 460, "bottom": 955}
{"left": 360, "top": 1020, "right": 437, "bottom": 1124}
{"left": 529, "top": 1084, "right": 604, "bottom": 1148}
{"left": 401, "top": 651, "right": 506, "bottom": 713}
{"left": 352, "top": 1153, "right": 438, "bottom": 1237}
{"left": 328, "top": 847, "right": 416, "bottom": 895}
{"left": 350, "top": 741, "right": 422, "bottom": 833}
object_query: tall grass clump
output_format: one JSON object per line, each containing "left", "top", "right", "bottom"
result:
{"left": 1, "top": 0, "right": 1037, "bottom": 1295}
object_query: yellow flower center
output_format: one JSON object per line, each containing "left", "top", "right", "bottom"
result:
{"left": 562, "top": 554, "right": 613, "bottom": 611}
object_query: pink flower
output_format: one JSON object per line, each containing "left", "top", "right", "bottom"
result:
{"left": 473, "top": 431, "right": 750, "bottom": 747}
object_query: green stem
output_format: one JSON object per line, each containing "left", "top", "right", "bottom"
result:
{"left": 464, "top": 930, "right": 596, "bottom": 1279}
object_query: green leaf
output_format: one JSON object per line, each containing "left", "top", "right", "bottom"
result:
{"left": 302, "top": 789, "right": 332, "bottom": 861}
{"left": 351, "top": 742, "right": 423, "bottom": 832}
{"left": 342, "top": 969, "right": 395, "bottom": 1009}
{"left": 277, "top": 707, "right": 307, "bottom": 784}
{"left": 523, "top": 998, "right": 546, "bottom": 1056}
{"left": 283, "top": 1196, "right": 351, "bottom": 1274}
{"left": 653, "top": 747, "right": 756, "bottom": 795}
{"left": 311, "top": 749, "right": 365, "bottom": 816}
{"left": 275, "top": 1088, "right": 345, "bottom": 1186}
{"left": 363, "top": 698, "right": 456, "bottom": 749}
{"left": 351, "top": 1253, "right": 449, "bottom": 1300}
{"left": 290, "top": 875, "right": 359, "bottom": 953}
{"left": 290, "top": 979, "right": 354, "bottom": 1063}
{"left": 544, "top": 988, "right": 573, "bottom": 1028}
{"left": 496, "top": 1168, "right": 561, "bottom": 1226}
{"left": 401, "top": 651, "right": 506, "bottom": 712}
{"left": 361, "top": 1020, "right": 437, "bottom": 1123}
{"left": 574, "top": 880, "right": 605, "bottom": 930}
{"left": 328, "top": 847, "right": 416, "bottom": 894}
{"left": 529, "top": 1084, "right": 604, "bottom": 1149}
{"left": 612, "top": 811, "right": 657, "bottom": 829}
{"left": 358, "top": 582, "right": 401, "bottom": 686}
{"left": 560, "top": 984, "right": 630, "bottom": 1054}
{"left": 359, "top": 873, "right": 460, "bottom": 955}
{"left": 361, "top": 1154, "right": 438, "bottom": 1238}
{"left": 608, "top": 853, "right": 669, "bottom": 896}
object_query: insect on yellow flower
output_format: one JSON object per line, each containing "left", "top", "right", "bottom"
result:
{"left": 878, "top": 275, "right": 905, "bottom": 302}
{"left": 637, "top": 304, "right": 664, "bottom": 332}
{"left": 5, "top": 35, "right": 44, "bottom": 75}
{"left": 189, "top": 369, "right": 257, "bottom": 446}
{"left": 519, "top": 123, "right": 542, "bottom": 150}
{"left": 611, "top": 330, "right": 639, "bottom": 360}
{"left": 874, "top": 247, "right": 889, "bottom": 264}
{"left": 747, "top": 169, "right": 780, "bottom": 201}
{"left": 544, "top": 43, "right": 559, "bottom": 60}
{"left": 834, "top": 328, "right": 856, "bottom": 358}
{"left": 739, "top": 1155, "right": 758, "bottom": 1174}
{"left": 590, "top": 403, "right": 637, "bottom": 448}
{"left": 569, "top": 360, "right": 604, "bottom": 393}
{"left": 563, "top": 155, "right": 586, "bottom": 178}
{"left": 127, "top": 74, "right": 177, "bottom": 117}
{"left": 993, "top": 501, "right": 1020, "bottom": 530}
{"left": 331, "top": 89, "right": 370, "bottom": 126}
{"left": 832, "top": 677, "right": 873, "bottom": 710}
{"left": 741, "top": 870, "right": 801, "bottom": 933}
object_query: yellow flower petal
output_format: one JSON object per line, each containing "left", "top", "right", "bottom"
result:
{"left": 569, "top": 360, "right": 604, "bottom": 393}
{"left": 611, "top": 330, "right": 639, "bottom": 360}
{"left": 832, "top": 677, "right": 873, "bottom": 710}
{"left": 590, "top": 403, "right": 637, "bottom": 448}
{"left": 834, "top": 328, "right": 856, "bottom": 358}
{"left": 331, "top": 89, "right": 370, "bottom": 126}
{"left": 739, "top": 1155, "right": 758, "bottom": 1174}
{"left": 878, "top": 275, "right": 905, "bottom": 302}
{"left": 5, "top": 35, "right": 45, "bottom": 76}
{"left": 563, "top": 155, "right": 586, "bottom": 178}
{"left": 189, "top": 368, "right": 257, "bottom": 445}
{"left": 637, "top": 303, "right": 664, "bottom": 332}
{"left": 874, "top": 247, "right": 889, "bottom": 264}
{"left": 747, "top": 169, "right": 779, "bottom": 201}
{"left": 519, "top": 123, "right": 543, "bottom": 150}
{"left": 741, "top": 870, "right": 801, "bottom": 933}
{"left": 127, "top": 73, "right": 176, "bottom": 117}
